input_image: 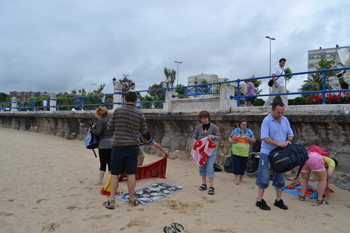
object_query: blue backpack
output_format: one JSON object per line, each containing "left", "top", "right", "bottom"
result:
{"left": 85, "top": 126, "right": 99, "bottom": 158}
{"left": 269, "top": 144, "right": 309, "bottom": 180}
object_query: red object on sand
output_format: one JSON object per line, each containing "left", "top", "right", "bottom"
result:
{"left": 307, "top": 145, "right": 330, "bottom": 157}
{"left": 119, "top": 156, "right": 168, "bottom": 181}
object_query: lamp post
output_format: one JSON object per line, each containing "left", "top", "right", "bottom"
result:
{"left": 265, "top": 36, "right": 275, "bottom": 76}
{"left": 112, "top": 77, "right": 116, "bottom": 86}
{"left": 174, "top": 61, "right": 182, "bottom": 86}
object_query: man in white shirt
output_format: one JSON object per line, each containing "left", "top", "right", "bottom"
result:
{"left": 264, "top": 58, "right": 288, "bottom": 106}
{"left": 43, "top": 99, "right": 48, "bottom": 111}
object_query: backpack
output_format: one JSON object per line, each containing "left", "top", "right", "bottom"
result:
{"left": 269, "top": 144, "right": 309, "bottom": 180}
{"left": 224, "top": 156, "right": 234, "bottom": 173}
{"left": 213, "top": 163, "right": 222, "bottom": 172}
{"left": 84, "top": 126, "right": 99, "bottom": 158}
{"left": 307, "top": 145, "right": 330, "bottom": 157}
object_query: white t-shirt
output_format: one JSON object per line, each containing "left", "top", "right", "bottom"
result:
{"left": 272, "top": 65, "right": 285, "bottom": 86}
{"left": 43, "top": 100, "right": 48, "bottom": 106}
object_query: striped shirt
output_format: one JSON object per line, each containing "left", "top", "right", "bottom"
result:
{"left": 107, "top": 104, "right": 147, "bottom": 146}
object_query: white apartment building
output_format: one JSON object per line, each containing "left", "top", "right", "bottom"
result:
{"left": 187, "top": 73, "right": 227, "bottom": 92}
{"left": 308, "top": 45, "right": 350, "bottom": 89}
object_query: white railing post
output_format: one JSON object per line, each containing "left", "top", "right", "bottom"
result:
{"left": 113, "top": 83, "right": 122, "bottom": 110}
{"left": 220, "top": 85, "right": 237, "bottom": 111}
{"left": 11, "top": 97, "right": 17, "bottom": 113}
{"left": 163, "top": 90, "right": 176, "bottom": 113}
{"left": 50, "top": 93, "right": 56, "bottom": 112}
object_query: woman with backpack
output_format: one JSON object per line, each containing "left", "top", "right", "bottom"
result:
{"left": 228, "top": 118, "right": 256, "bottom": 185}
{"left": 91, "top": 106, "right": 113, "bottom": 186}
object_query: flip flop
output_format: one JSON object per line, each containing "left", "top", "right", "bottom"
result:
{"left": 102, "top": 199, "right": 115, "bottom": 209}
{"left": 299, "top": 196, "right": 305, "bottom": 201}
{"left": 171, "top": 223, "right": 185, "bottom": 232}
{"left": 316, "top": 199, "right": 329, "bottom": 205}
{"left": 164, "top": 226, "right": 176, "bottom": 233}
{"left": 128, "top": 198, "right": 141, "bottom": 206}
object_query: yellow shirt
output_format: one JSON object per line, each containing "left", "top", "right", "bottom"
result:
{"left": 322, "top": 156, "right": 335, "bottom": 169}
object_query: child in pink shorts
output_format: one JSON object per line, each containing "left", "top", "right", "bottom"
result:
{"left": 300, "top": 152, "right": 328, "bottom": 205}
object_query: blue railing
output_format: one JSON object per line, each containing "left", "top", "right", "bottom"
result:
{"left": 1, "top": 67, "right": 350, "bottom": 111}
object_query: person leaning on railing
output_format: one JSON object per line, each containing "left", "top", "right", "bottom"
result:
{"left": 91, "top": 106, "right": 114, "bottom": 186}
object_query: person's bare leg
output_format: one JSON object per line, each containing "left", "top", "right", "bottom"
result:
{"left": 98, "top": 170, "right": 105, "bottom": 185}
{"left": 276, "top": 188, "right": 282, "bottom": 201}
{"left": 108, "top": 175, "right": 120, "bottom": 205}
{"left": 257, "top": 187, "right": 265, "bottom": 201}
{"left": 234, "top": 175, "right": 239, "bottom": 185}
{"left": 137, "top": 154, "right": 145, "bottom": 166}
{"left": 209, "top": 178, "right": 214, "bottom": 187}
{"left": 239, "top": 175, "right": 246, "bottom": 183}
{"left": 313, "top": 170, "right": 327, "bottom": 202}
{"left": 300, "top": 172, "right": 310, "bottom": 198}
{"left": 127, "top": 174, "right": 136, "bottom": 202}
{"left": 201, "top": 175, "right": 207, "bottom": 185}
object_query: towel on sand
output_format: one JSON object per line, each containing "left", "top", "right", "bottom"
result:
{"left": 282, "top": 179, "right": 333, "bottom": 199}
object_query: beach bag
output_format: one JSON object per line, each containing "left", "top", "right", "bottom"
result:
{"left": 269, "top": 144, "right": 308, "bottom": 180}
{"left": 224, "top": 156, "right": 234, "bottom": 173}
{"left": 213, "top": 163, "right": 222, "bottom": 172}
{"left": 307, "top": 145, "right": 330, "bottom": 157}
{"left": 84, "top": 126, "right": 99, "bottom": 158}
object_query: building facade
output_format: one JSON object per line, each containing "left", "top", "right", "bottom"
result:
{"left": 187, "top": 73, "right": 226, "bottom": 90}
{"left": 9, "top": 91, "right": 49, "bottom": 102}
{"left": 308, "top": 45, "right": 350, "bottom": 89}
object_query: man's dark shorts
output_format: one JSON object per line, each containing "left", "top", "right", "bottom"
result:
{"left": 110, "top": 145, "right": 139, "bottom": 175}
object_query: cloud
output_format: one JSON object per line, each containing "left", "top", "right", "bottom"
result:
{"left": 0, "top": 0, "right": 349, "bottom": 98}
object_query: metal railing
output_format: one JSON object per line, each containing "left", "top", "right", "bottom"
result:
{"left": 1, "top": 67, "right": 350, "bottom": 111}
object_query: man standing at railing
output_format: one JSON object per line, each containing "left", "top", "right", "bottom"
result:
{"left": 264, "top": 58, "right": 288, "bottom": 106}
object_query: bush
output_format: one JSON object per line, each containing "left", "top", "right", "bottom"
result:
{"left": 253, "top": 98, "right": 265, "bottom": 106}
{"left": 288, "top": 97, "right": 307, "bottom": 105}
{"left": 307, "top": 92, "right": 350, "bottom": 104}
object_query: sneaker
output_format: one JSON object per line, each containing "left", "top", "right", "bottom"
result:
{"left": 274, "top": 199, "right": 288, "bottom": 210}
{"left": 256, "top": 199, "right": 271, "bottom": 210}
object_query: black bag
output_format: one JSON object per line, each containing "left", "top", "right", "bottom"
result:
{"left": 268, "top": 68, "right": 284, "bottom": 87}
{"left": 84, "top": 125, "right": 99, "bottom": 158}
{"left": 213, "top": 163, "right": 222, "bottom": 172}
{"left": 224, "top": 156, "right": 234, "bottom": 173}
{"left": 269, "top": 144, "right": 309, "bottom": 180}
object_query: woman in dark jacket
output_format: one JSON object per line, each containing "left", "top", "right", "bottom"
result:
{"left": 91, "top": 106, "right": 113, "bottom": 186}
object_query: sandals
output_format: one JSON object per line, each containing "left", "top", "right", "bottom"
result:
{"left": 208, "top": 187, "right": 215, "bottom": 195}
{"left": 171, "top": 223, "right": 185, "bottom": 232}
{"left": 102, "top": 199, "right": 115, "bottom": 209}
{"left": 164, "top": 223, "right": 185, "bottom": 233}
{"left": 199, "top": 184, "right": 207, "bottom": 191}
{"left": 299, "top": 196, "right": 305, "bottom": 201}
{"left": 128, "top": 198, "right": 141, "bottom": 206}
{"left": 316, "top": 199, "right": 329, "bottom": 205}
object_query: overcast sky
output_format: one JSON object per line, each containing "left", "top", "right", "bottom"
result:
{"left": 1, "top": 0, "right": 349, "bottom": 97}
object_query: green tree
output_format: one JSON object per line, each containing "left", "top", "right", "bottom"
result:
{"left": 148, "top": 82, "right": 165, "bottom": 109}
{"left": 299, "top": 82, "right": 319, "bottom": 98}
{"left": 201, "top": 79, "right": 209, "bottom": 84}
{"left": 0, "top": 92, "right": 11, "bottom": 104}
{"left": 164, "top": 68, "right": 176, "bottom": 88}
{"left": 175, "top": 84, "right": 186, "bottom": 96}
{"left": 284, "top": 67, "right": 293, "bottom": 82}
{"left": 119, "top": 76, "right": 135, "bottom": 93}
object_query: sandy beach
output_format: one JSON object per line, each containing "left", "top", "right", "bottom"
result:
{"left": 1, "top": 128, "right": 350, "bottom": 233}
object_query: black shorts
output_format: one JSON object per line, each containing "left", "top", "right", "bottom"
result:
{"left": 110, "top": 145, "right": 139, "bottom": 175}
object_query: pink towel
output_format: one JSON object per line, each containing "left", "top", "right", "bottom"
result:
{"left": 191, "top": 137, "right": 217, "bottom": 166}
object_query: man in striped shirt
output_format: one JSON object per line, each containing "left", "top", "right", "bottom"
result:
{"left": 102, "top": 92, "right": 147, "bottom": 209}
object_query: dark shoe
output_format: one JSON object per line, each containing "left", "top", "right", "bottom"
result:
{"left": 199, "top": 184, "right": 207, "bottom": 191}
{"left": 208, "top": 187, "right": 215, "bottom": 195}
{"left": 256, "top": 199, "right": 271, "bottom": 210}
{"left": 274, "top": 199, "right": 288, "bottom": 210}
{"left": 171, "top": 223, "right": 185, "bottom": 232}
{"left": 164, "top": 226, "right": 176, "bottom": 233}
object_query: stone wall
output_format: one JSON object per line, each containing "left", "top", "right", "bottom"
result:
{"left": 1, "top": 109, "right": 350, "bottom": 173}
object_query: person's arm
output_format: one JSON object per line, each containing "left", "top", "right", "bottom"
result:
{"left": 107, "top": 112, "right": 115, "bottom": 131}
{"left": 193, "top": 125, "right": 200, "bottom": 142}
{"left": 286, "top": 120, "right": 294, "bottom": 143}
{"left": 228, "top": 136, "right": 237, "bottom": 144}
{"left": 209, "top": 125, "right": 221, "bottom": 141}
{"left": 262, "top": 137, "right": 290, "bottom": 148}
{"left": 91, "top": 119, "right": 103, "bottom": 136}
{"left": 153, "top": 142, "right": 169, "bottom": 156}
{"left": 245, "top": 129, "right": 256, "bottom": 143}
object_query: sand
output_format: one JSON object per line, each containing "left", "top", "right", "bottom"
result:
{"left": 1, "top": 128, "right": 350, "bottom": 233}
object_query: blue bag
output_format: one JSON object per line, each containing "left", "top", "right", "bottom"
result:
{"left": 84, "top": 126, "right": 99, "bottom": 158}
{"left": 269, "top": 144, "right": 309, "bottom": 180}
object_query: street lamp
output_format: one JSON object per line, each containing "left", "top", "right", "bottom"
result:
{"left": 112, "top": 77, "right": 116, "bottom": 86}
{"left": 174, "top": 61, "right": 182, "bottom": 86}
{"left": 265, "top": 36, "right": 275, "bottom": 76}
